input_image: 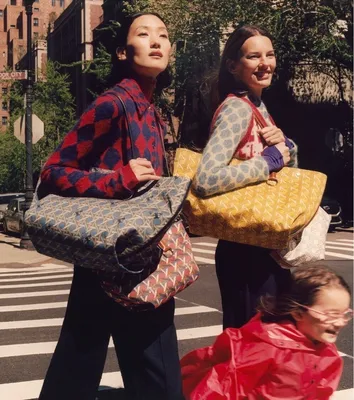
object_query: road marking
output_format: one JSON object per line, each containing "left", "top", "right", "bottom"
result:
{"left": 195, "top": 256, "right": 215, "bottom": 264}
{"left": 325, "top": 251, "right": 354, "bottom": 260}
{"left": 326, "top": 241, "right": 354, "bottom": 247}
{"left": 0, "top": 280, "right": 72, "bottom": 289}
{"left": 0, "top": 302, "right": 68, "bottom": 312}
{"left": 0, "top": 273, "right": 73, "bottom": 283}
{"left": 331, "top": 388, "right": 354, "bottom": 399}
{"left": 192, "top": 247, "right": 216, "bottom": 255}
{"left": 0, "top": 269, "right": 72, "bottom": 278}
{"left": 0, "top": 325, "right": 223, "bottom": 357}
{"left": 192, "top": 242, "right": 217, "bottom": 248}
{"left": 0, "top": 264, "right": 70, "bottom": 273}
{"left": 0, "top": 289, "right": 70, "bottom": 299}
{"left": 337, "top": 239, "right": 354, "bottom": 243}
{"left": 0, "top": 371, "right": 124, "bottom": 400}
{"left": 325, "top": 245, "right": 354, "bottom": 252}
{"left": 0, "top": 306, "right": 219, "bottom": 329}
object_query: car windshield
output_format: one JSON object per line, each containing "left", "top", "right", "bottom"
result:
{"left": 0, "top": 195, "right": 23, "bottom": 205}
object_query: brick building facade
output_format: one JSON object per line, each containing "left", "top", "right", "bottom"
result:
{"left": 0, "top": 0, "right": 72, "bottom": 131}
{"left": 47, "top": 0, "right": 103, "bottom": 115}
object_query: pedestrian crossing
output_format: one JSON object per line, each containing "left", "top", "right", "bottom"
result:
{"left": 191, "top": 237, "right": 354, "bottom": 265}
{"left": 0, "top": 247, "right": 353, "bottom": 399}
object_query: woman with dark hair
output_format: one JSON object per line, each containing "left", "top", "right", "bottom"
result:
{"left": 181, "top": 265, "right": 351, "bottom": 399}
{"left": 38, "top": 12, "right": 184, "bottom": 400}
{"left": 193, "top": 25, "right": 298, "bottom": 329}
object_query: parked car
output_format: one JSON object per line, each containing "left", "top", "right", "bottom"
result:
{"left": 321, "top": 195, "right": 343, "bottom": 232}
{"left": 2, "top": 197, "right": 25, "bottom": 235}
{"left": 0, "top": 193, "right": 25, "bottom": 227}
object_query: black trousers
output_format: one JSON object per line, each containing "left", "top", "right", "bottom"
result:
{"left": 39, "top": 267, "right": 183, "bottom": 400}
{"left": 215, "top": 240, "right": 291, "bottom": 329}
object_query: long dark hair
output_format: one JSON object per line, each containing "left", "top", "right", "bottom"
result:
{"left": 108, "top": 12, "right": 172, "bottom": 90}
{"left": 213, "top": 25, "right": 272, "bottom": 109}
{"left": 258, "top": 265, "right": 351, "bottom": 323}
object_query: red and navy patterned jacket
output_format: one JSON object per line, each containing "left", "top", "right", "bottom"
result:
{"left": 41, "top": 78, "right": 165, "bottom": 199}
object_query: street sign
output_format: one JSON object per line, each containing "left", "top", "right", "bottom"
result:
{"left": 0, "top": 71, "right": 27, "bottom": 81}
{"left": 14, "top": 113, "right": 44, "bottom": 144}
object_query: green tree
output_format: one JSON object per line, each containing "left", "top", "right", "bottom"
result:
{"left": 0, "top": 60, "right": 75, "bottom": 193}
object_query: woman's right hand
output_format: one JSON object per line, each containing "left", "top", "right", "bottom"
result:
{"left": 262, "top": 142, "right": 290, "bottom": 173}
{"left": 129, "top": 158, "right": 161, "bottom": 182}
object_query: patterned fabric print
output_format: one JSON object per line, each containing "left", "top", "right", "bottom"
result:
{"left": 193, "top": 95, "right": 298, "bottom": 198}
{"left": 40, "top": 78, "right": 165, "bottom": 200}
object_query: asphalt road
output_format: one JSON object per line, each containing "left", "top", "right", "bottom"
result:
{"left": 0, "top": 229, "right": 352, "bottom": 400}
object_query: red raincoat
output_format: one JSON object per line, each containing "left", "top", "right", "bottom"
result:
{"left": 181, "top": 314, "right": 342, "bottom": 399}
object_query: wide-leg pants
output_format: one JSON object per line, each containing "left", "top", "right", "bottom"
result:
{"left": 215, "top": 240, "right": 291, "bottom": 329}
{"left": 39, "top": 267, "right": 184, "bottom": 400}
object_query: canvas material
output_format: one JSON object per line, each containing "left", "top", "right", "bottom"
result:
{"left": 270, "top": 207, "right": 331, "bottom": 268}
{"left": 25, "top": 176, "right": 191, "bottom": 272}
{"left": 173, "top": 148, "right": 327, "bottom": 250}
{"left": 100, "top": 220, "right": 200, "bottom": 311}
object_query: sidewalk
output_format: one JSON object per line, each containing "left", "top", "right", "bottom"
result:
{"left": 0, "top": 232, "right": 52, "bottom": 266}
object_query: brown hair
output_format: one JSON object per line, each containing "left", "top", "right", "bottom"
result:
{"left": 258, "top": 265, "right": 351, "bottom": 323}
{"left": 214, "top": 25, "right": 272, "bottom": 109}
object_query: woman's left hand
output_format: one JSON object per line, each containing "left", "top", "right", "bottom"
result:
{"left": 258, "top": 126, "right": 285, "bottom": 146}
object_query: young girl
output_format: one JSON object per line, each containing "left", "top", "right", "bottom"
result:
{"left": 38, "top": 13, "right": 184, "bottom": 400}
{"left": 193, "top": 25, "right": 297, "bottom": 329}
{"left": 181, "top": 265, "right": 352, "bottom": 399}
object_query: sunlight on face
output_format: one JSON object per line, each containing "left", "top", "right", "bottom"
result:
{"left": 294, "top": 287, "right": 351, "bottom": 344}
{"left": 124, "top": 14, "right": 171, "bottom": 79}
{"left": 231, "top": 35, "right": 276, "bottom": 97}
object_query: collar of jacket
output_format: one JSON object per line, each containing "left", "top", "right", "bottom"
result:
{"left": 241, "top": 313, "right": 339, "bottom": 356}
{"left": 115, "top": 78, "right": 156, "bottom": 117}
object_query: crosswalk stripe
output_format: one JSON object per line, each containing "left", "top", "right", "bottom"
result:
{"left": 0, "top": 302, "right": 68, "bottom": 312}
{"left": 0, "top": 280, "right": 72, "bottom": 289}
{"left": 0, "top": 325, "right": 223, "bottom": 357}
{"left": 325, "top": 251, "right": 354, "bottom": 260}
{"left": 0, "top": 371, "right": 125, "bottom": 400}
{"left": 192, "top": 242, "right": 216, "bottom": 248}
{"left": 0, "top": 289, "right": 70, "bottom": 299}
{"left": 0, "top": 269, "right": 72, "bottom": 278}
{"left": 192, "top": 247, "right": 216, "bottom": 255}
{"left": 337, "top": 239, "right": 354, "bottom": 243}
{"left": 0, "top": 306, "right": 220, "bottom": 329}
{"left": 332, "top": 388, "right": 354, "bottom": 399}
{"left": 0, "top": 264, "right": 70, "bottom": 273}
{"left": 194, "top": 256, "right": 215, "bottom": 264}
{"left": 326, "top": 245, "right": 354, "bottom": 252}
{"left": 326, "top": 241, "right": 354, "bottom": 247}
{"left": 0, "top": 273, "right": 73, "bottom": 283}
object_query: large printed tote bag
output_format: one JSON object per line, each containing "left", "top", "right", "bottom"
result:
{"left": 173, "top": 100, "right": 327, "bottom": 250}
{"left": 25, "top": 94, "right": 191, "bottom": 273}
{"left": 100, "top": 219, "right": 200, "bottom": 311}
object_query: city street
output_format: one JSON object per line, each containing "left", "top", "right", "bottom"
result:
{"left": 0, "top": 229, "right": 352, "bottom": 400}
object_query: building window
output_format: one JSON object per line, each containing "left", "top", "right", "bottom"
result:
{"left": 34, "top": 7, "right": 39, "bottom": 11}
{"left": 52, "top": 0, "right": 55, "bottom": 5}
{"left": 2, "top": 88, "right": 7, "bottom": 95}
{"left": 33, "top": 18, "right": 39, "bottom": 26}
{"left": 2, "top": 116, "right": 7, "bottom": 126}
{"left": 0, "top": 10, "right": 3, "bottom": 17}
{"left": 10, "top": 0, "right": 16, "bottom": 5}
{"left": 2, "top": 102, "right": 7, "bottom": 111}
{"left": 60, "top": 0, "right": 64, "bottom": 7}
{"left": 2, "top": 52, "right": 5, "bottom": 58}
{"left": 34, "top": 0, "right": 39, "bottom": 2}
{"left": 10, "top": 24, "right": 15, "bottom": 28}
{"left": 33, "top": 32, "right": 38, "bottom": 39}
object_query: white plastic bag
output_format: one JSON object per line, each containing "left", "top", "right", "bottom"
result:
{"left": 271, "top": 207, "right": 331, "bottom": 268}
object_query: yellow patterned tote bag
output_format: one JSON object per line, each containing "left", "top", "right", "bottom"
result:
{"left": 173, "top": 148, "right": 327, "bottom": 250}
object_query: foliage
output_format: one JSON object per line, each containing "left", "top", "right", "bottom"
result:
{"left": 0, "top": 60, "right": 75, "bottom": 193}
